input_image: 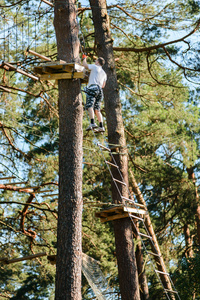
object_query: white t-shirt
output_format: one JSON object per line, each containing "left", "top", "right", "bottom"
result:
{"left": 88, "top": 64, "right": 107, "bottom": 88}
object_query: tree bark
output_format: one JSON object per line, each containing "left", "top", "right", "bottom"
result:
{"left": 135, "top": 223, "right": 149, "bottom": 300}
{"left": 183, "top": 224, "right": 193, "bottom": 258}
{"left": 129, "top": 170, "right": 174, "bottom": 293}
{"left": 89, "top": 0, "right": 140, "bottom": 299}
{"left": 186, "top": 167, "right": 200, "bottom": 246}
{"left": 54, "top": 1, "right": 83, "bottom": 299}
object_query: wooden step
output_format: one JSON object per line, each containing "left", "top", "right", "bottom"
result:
{"left": 95, "top": 205, "right": 146, "bottom": 223}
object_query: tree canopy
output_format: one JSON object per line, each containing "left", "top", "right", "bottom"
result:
{"left": 0, "top": 0, "right": 200, "bottom": 299}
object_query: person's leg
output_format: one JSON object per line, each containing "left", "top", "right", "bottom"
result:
{"left": 94, "top": 88, "right": 104, "bottom": 131}
{"left": 85, "top": 94, "right": 97, "bottom": 129}
{"left": 88, "top": 107, "right": 95, "bottom": 123}
{"left": 94, "top": 109, "right": 103, "bottom": 124}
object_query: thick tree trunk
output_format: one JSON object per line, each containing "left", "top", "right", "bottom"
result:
{"left": 54, "top": 1, "right": 83, "bottom": 299}
{"left": 129, "top": 170, "right": 174, "bottom": 294}
{"left": 89, "top": 0, "right": 140, "bottom": 299}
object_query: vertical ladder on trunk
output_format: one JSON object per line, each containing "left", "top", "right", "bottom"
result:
{"left": 95, "top": 142, "right": 181, "bottom": 300}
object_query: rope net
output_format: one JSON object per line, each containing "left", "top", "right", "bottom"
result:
{"left": 82, "top": 253, "right": 115, "bottom": 300}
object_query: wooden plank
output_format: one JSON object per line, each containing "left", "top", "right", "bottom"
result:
{"left": 99, "top": 212, "right": 129, "bottom": 223}
{"left": 96, "top": 206, "right": 123, "bottom": 214}
{"left": 62, "top": 65, "right": 74, "bottom": 72}
{"left": 43, "top": 61, "right": 69, "bottom": 67}
{"left": 27, "top": 49, "right": 51, "bottom": 61}
{"left": 42, "top": 66, "right": 58, "bottom": 74}
{"left": 39, "top": 72, "right": 85, "bottom": 80}
{"left": 123, "top": 207, "right": 147, "bottom": 215}
{"left": 33, "top": 67, "right": 44, "bottom": 74}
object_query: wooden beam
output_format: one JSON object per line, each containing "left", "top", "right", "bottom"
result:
{"left": 95, "top": 205, "right": 147, "bottom": 223}
{"left": 96, "top": 212, "right": 129, "bottom": 223}
{"left": 39, "top": 72, "right": 85, "bottom": 80}
{"left": 3, "top": 62, "right": 39, "bottom": 81}
{"left": 42, "top": 66, "right": 58, "bottom": 74}
{"left": 0, "top": 252, "right": 47, "bottom": 264}
{"left": 123, "top": 206, "right": 146, "bottom": 215}
{"left": 27, "top": 49, "right": 51, "bottom": 62}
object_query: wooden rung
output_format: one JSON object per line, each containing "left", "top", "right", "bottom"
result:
{"left": 164, "top": 289, "right": 178, "bottom": 294}
{"left": 27, "top": 49, "right": 51, "bottom": 61}
{"left": 105, "top": 161, "right": 119, "bottom": 168}
{"left": 97, "top": 143, "right": 111, "bottom": 152}
{"left": 0, "top": 176, "right": 16, "bottom": 180}
{"left": 138, "top": 232, "right": 152, "bottom": 239}
{"left": 134, "top": 203, "right": 146, "bottom": 208}
{"left": 113, "top": 178, "right": 126, "bottom": 186}
{"left": 129, "top": 214, "right": 144, "bottom": 221}
{"left": 147, "top": 251, "right": 161, "bottom": 257}
{"left": 122, "top": 196, "right": 134, "bottom": 202}
{"left": 155, "top": 270, "right": 169, "bottom": 276}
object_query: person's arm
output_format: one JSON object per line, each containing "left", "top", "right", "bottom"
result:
{"left": 82, "top": 54, "right": 89, "bottom": 69}
{"left": 102, "top": 81, "right": 106, "bottom": 88}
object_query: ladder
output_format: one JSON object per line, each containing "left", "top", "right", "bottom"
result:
{"left": 95, "top": 141, "right": 181, "bottom": 300}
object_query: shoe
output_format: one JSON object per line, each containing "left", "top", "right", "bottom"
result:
{"left": 95, "top": 126, "right": 105, "bottom": 133}
{"left": 86, "top": 123, "right": 98, "bottom": 131}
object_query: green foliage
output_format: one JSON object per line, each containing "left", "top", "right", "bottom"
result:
{"left": 1, "top": 0, "right": 200, "bottom": 299}
{"left": 174, "top": 254, "right": 200, "bottom": 299}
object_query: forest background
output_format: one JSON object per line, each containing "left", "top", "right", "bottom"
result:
{"left": 0, "top": 0, "right": 200, "bottom": 299}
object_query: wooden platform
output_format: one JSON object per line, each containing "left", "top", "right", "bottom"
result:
{"left": 34, "top": 61, "right": 89, "bottom": 82}
{"left": 95, "top": 205, "right": 147, "bottom": 223}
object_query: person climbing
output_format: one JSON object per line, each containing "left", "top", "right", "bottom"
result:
{"left": 82, "top": 54, "right": 107, "bottom": 133}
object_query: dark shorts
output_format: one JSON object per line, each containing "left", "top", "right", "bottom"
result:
{"left": 85, "top": 84, "right": 103, "bottom": 111}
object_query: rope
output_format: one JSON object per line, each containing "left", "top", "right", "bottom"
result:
{"left": 85, "top": 124, "right": 181, "bottom": 299}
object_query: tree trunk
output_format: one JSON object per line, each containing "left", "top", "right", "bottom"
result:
{"left": 54, "top": 1, "right": 83, "bottom": 299}
{"left": 183, "top": 224, "right": 193, "bottom": 258}
{"left": 129, "top": 170, "right": 174, "bottom": 293}
{"left": 135, "top": 223, "right": 149, "bottom": 300}
{"left": 135, "top": 230, "right": 149, "bottom": 299}
{"left": 187, "top": 166, "right": 200, "bottom": 246}
{"left": 89, "top": 0, "right": 140, "bottom": 299}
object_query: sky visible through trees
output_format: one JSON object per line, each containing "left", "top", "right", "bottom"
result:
{"left": 0, "top": 0, "right": 200, "bottom": 299}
